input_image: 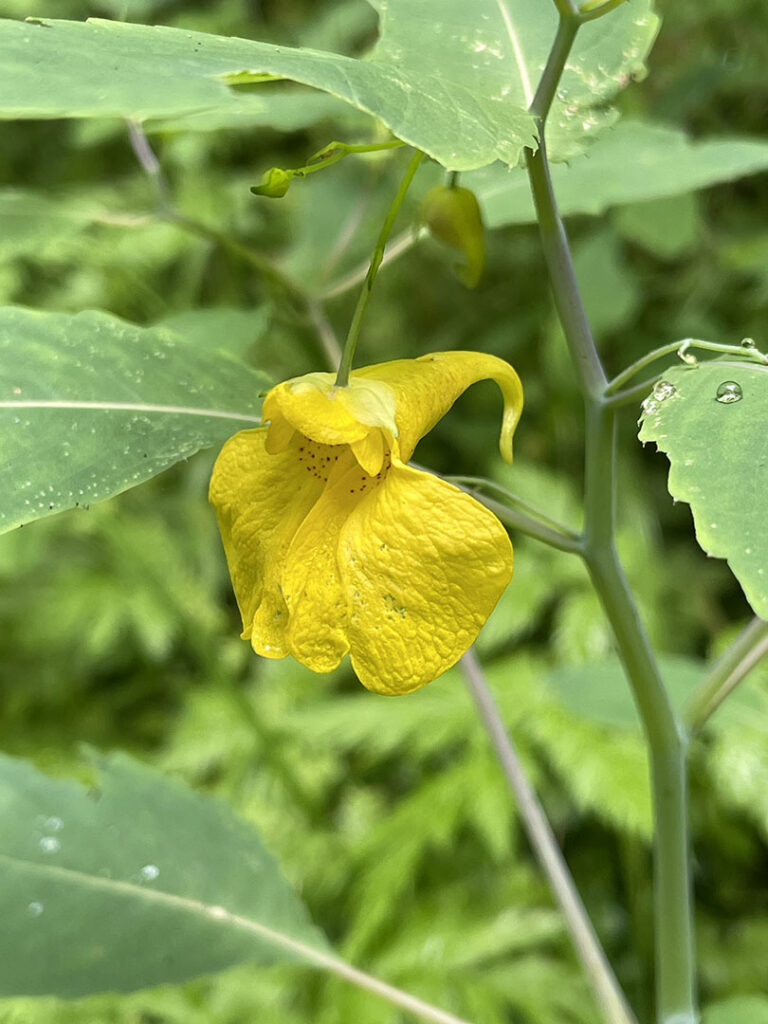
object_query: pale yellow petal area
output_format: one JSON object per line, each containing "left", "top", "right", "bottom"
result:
{"left": 264, "top": 411, "right": 295, "bottom": 454}
{"left": 353, "top": 351, "right": 523, "bottom": 463}
{"left": 264, "top": 373, "right": 397, "bottom": 447}
{"left": 350, "top": 430, "right": 386, "bottom": 476}
{"left": 280, "top": 452, "right": 363, "bottom": 672}
{"left": 338, "top": 463, "right": 514, "bottom": 695}
{"left": 335, "top": 378, "right": 398, "bottom": 434}
{"left": 208, "top": 428, "right": 326, "bottom": 658}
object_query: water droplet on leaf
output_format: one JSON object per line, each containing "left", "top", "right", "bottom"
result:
{"left": 652, "top": 380, "right": 676, "bottom": 402}
{"left": 139, "top": 864, "right": 160, "bottom": 882}
{"left": 28, "top": 901, "right": 44, "bottom": 917}
{"left": 39, "top": 836, "right": 60, "bottom": 854}
{"left": 740, "top": 337, "right": 756, "bottom": 349}
{"left": 641, "top": 397, "right": 659, "bottom": 416}
{"left": 715, "top": 381, "right": 743, "bottom": 404}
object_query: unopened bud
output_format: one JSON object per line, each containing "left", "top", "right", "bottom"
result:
{"left": 421, "top": 184, "right": 485, "bottom": 288}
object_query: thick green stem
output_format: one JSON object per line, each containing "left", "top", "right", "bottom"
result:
{"left": 524, "top": 12, "right": 699, "bottom": 1021}
{"left": 529, "top": 17, "right": 579, "bottom": 123}
{"left": 527, "top": 142, "right": 606, "bottom": 398}
{"left": 685, "top": 617, "right": 768, "bottom": 735}
{"left": 584, "top": 408, "right": 696, "bottom": 1024}
{"left": 335, "top": 149, "right": 424, "bottom": 386}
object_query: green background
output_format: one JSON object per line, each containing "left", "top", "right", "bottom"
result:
{"left": 0, "top": 1, "right": 767, "bottom": 1022}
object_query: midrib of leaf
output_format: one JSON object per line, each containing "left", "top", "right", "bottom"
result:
{"left": 0, "top": 850, "right": 319, "bottom": 958}
{"left": 0, "top": 400, "right": 262, "bottom": 424}
{"left": 495, "top": 0, "right": 535, "bottom": 106}
{"left": 0, "top": 855, "right": 471, "bottom": 1024}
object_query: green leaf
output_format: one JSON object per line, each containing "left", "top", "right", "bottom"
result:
{"left": 0, "top": 2, "right": 657, "bottom": 170}
{"left": 709, "top": 703, "right": 768, "bottom": 842}
{"left": 0, "top": 307, "right": 270, "bottom": 534}
{"left": 531, "top": 655, "right": 719, "bottom": 837}
{"left": 470, "top": 120, "right": 768, "bottom": 227}
{"left": 545, "top": 656, "right": 705, "bottom": 730}
{"left": 638, "top": 361, "right": 768, "bottom": 618}
{"left": 572, "top": 227, "right": 641, "bottom": 336}
{"left": 530, "top": 695, "right": 653, "bottom": 835}
{"left": 150, "top": 88, "right": 357, "bottom": 135}
{"left": 613, "top": 192, "right": 700, "bottom": 259}
{"left": 533, "top": 655, "right": 768, "bottom": 838}
{"left": 157, "top": 307, "right": 270, "bottom": 359}
{"left": 0, "top": 751, "right": 327, "bottom": 996}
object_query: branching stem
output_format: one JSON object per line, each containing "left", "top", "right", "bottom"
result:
{"left": 521, "top": 8, "right": 699, "bottom": 1022}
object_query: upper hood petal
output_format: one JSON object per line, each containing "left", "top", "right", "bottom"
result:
{"left": 352, "top": 351, "right": 523, "bottom": 463}
{"left": 264, "top": 371, "right": 397, "bottom": 447}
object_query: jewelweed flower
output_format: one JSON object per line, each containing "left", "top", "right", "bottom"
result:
{"left": 210, "top": 351, "right": 523, "bottom": 695}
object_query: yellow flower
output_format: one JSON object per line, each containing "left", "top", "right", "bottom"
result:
{"left": 209, "top": 351, "right": 523, "bottom": 695}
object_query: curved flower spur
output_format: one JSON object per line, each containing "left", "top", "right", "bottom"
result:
{"left": 210, "top": 351, "right": 523, "bottom": 695}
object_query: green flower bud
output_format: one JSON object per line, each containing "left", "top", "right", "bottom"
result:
{"left": 250, "top": 167, "right": 297, "bottom": 198}
{"left": 421, "top": 184, "right": 485, "bottom": 288}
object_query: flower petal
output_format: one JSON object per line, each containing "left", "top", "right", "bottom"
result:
{"left": 280, "top": 461, "right": 359, "bottom": 672}
{"left": 264, "top": 372, "right": 397, "bottom": 447}
{"left": 338, "top": 463, "right": 514, "bottom": 695}
{"left": 208, "top": 428, "right": 325, "bottom": 657}
{"left": 350, "top": 430, "right": 386, "bottom": 476}
{"left": 353, "top": 351, "right": 523, "bottom": 462}
{"left": 264, "top": 411, "right": 295, "bottom": 454}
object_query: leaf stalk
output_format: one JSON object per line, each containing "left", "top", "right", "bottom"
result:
{"left": 606, "top": 338, "right": 768, "bottom": 396}
{"left": 446, "top": 475, "right": 583, "bottom": 554}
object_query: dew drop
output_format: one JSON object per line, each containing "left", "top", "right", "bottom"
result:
{"left": 652, "top": 380, "right": 677, "bottom": 402}
{"left": 740, "top": 337, "right": 756, "bottom": 349}
{"left": 44, "top": 816, "right": 63, "bottom": 833}
{"left": 27, "top": 901, "right": 44, "bottom": 917}
{"left": 39, "top": 836, "right": 60, "bottom": 854}
{"left": 641, "top": 397, "right": 660, "bottom": 416}
{"left": 715, "top": 381, "right": 743, "bottom": 404}
{"left": 139, "top": 864, "right": 160, "bottom": 882}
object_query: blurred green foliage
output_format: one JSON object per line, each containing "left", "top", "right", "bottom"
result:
{"left": 1, "top": 0, "right": 767, "bottom": 1021}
